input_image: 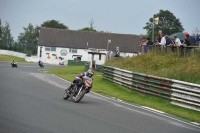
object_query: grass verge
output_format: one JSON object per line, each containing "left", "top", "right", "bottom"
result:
{"left": 105, "top": 52, "right": 200, "bottom": 84}
{"left": 45, "top": 66, "right": 200, "bottom": 124}
{"left": 0, "top": 54, "right": 26, "bottom": 62}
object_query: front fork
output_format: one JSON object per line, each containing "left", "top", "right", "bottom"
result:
{"left": 76, "top": 86, "right": 83, "bottom": 96}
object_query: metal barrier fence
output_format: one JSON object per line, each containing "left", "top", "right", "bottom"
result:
{"left": 148, "top": 45, "right": 200, "bottom": 57}
{"left": 96, "top": 64, "right": 104, "bottom": 72}
{"left": 103, "top": 66, "right": 200, "bottom": 111}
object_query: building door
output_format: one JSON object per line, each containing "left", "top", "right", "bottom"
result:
{"left": 77, "top": 57, "right": 81, "bottom": 60}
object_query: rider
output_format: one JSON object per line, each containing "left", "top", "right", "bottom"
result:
{"left": 38, "top": 60, "right": 42, "bottom": 65}
{"left": 11, "top": 59, "right": 15, "bottom": 64}
{"left": 38, "top": 60, "right": 43, "bottom": 66}
{"left": 65, "top": 69, "right": 94, "bottom": 94}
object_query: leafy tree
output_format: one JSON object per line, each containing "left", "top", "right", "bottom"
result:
{"left": 1, "top": 21, "right": 14, "bottom": 50}
{"left": 41, "top": 20, "right": 68, "bottom": 29}
{"left": 79, "top": 27, "right": 97, "bottom": 32}
{"left": 143, "top": 10, "right": 184, "bottom": 40}
{"left": 18, "top": 23, "right": 40, "bottom": 55}
{"left": 0, "top": 19, "right": 3, "bottom": 49}
{"left": 140, "top": 34, "right": 148, "bottom": 39}
{"left": 79, "top": 19, "right": 97, "bottom": 32}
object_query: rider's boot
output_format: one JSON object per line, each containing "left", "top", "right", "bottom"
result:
{"left": 65, "top": 83, "right": 74, "bottom": 94}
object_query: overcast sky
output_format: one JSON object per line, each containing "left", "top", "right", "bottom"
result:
{"left": 0, "top": 0, "right": 200, "bottom": 41}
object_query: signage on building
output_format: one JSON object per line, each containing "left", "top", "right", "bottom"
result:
{"left": 60, "top": 49, "right": 68, "bottom": 56}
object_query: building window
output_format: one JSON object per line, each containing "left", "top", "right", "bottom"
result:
{"left": 51, "top": 47, "right": 56, "bottom": 51}
{"left": 45, "top": 47, "right": 50, "bottom": 51}
{"left": 45, "top": 47, "right": 56, "bottom": 51}
{"left": 69, "top": 48, "right": 77, "bottom": 53}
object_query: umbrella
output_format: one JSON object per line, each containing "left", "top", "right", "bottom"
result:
{"left": 169, "top": 32, "right": 185, "bottom": 41}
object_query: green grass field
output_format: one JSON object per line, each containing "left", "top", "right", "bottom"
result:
{"left": 0, "top": 54, "right": 26, "bottom": 62}
{"left": 46, "top": 66, "right": 200, "bottom": 124}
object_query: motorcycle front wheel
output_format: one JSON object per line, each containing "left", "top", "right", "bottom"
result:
{"left": 63, "top": 91, "right": 70, "bottom": 100}
{"left": 74, "top": 89, "right": 86, "bottom": 103}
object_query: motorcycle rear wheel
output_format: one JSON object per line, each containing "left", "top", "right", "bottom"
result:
{"left": 63, "top": 92, "right": 70, "bottom": 100}
{"left": 74, "top": 89, "right": 86, "bottom": 103}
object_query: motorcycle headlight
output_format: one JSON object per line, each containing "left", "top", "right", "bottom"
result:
{"left": 85, "top": 80, "right": 92, "bottom": 87}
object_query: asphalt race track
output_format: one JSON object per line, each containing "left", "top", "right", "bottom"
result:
{"left": 0, "top": 62, "right": 199, "bottom": 133}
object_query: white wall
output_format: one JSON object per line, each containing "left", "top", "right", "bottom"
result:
{"left": 37, "top": 46, "right": 108, "bottom": 65}
{"left": 37, "top": 46, "right": 137, "bottom": 65}
{"left": 25, "top": 56, "right": 39, "bottom": 62}
{"left": 0, "top": 49, "right": 26, "bottom": 58}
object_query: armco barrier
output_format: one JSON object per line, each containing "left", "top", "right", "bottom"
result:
{"left": 103, "top": 66, "right": 200, "bottom": 111}
{"left": 96, "top": 64, "right": 104, "bottom": 72}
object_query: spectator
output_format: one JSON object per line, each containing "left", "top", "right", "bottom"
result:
{"left": 158, "top": 30, "right": 162, "bottom": 43}
{"left": 156, "top": 34, "right": 166, "bottom": 46}
{"left": 182, "top": 32, "right": 196, "bottom": 47}
{"left": 192, "top": 33, "right": 197, "bottom": 41}
{"left": 165, "top": 35, "right": 174, "bottom": 46}
{"left": 146, "top": 38, "right": 154, "bottom": 45}
{"left": 140, "top": 38, "right": 146, "bottom": 54}
{"left": 106, "top": 50, "right": 111, "bottom": 60}
{"left": 115, "top": 49, "right": 120, "bottom": 57}
{"left": 155, "top": 36, "right": 159, "bottom": 43}
{"left": 196, "top": 34, "right": 200, "bottom": 46}
{"left": 171, "top": 37, "right": 175, "bottom": 44}
{"left": 146, "top": 38, "right": 153, "bottom": 51}
{"left": 173, "top": 35, "right": 181, "bottom": 47}
{"left": 172, "top": 35, "right": 181, "bottom": 53}
{"left": 137, "top": 51, "right": 141, "bottom": 55}
{"left": 109, "top": 50, "right": 113, "bottom": 59}
{"left": 182, "top": 32, "right": 196, "bottom": 56}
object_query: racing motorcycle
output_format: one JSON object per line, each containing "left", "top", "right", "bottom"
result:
{"left": 39, "top": 61, "right": 44, "bottom": 68}
{"left": 11, "top": 62, "right": 18, "bottom": 68}
{"left": 63, "top": 76, "right": 93, "bottom": 103}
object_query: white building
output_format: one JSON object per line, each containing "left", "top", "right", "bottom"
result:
{"left": 37, "top": 28, "right": 141, "bottom": 67}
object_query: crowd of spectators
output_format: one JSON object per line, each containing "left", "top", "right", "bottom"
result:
{"left": 140, "top": 30, "right": 199, "bottom": 55}
{"left": 106, "top": 49, "right": 121, "bottom": 60}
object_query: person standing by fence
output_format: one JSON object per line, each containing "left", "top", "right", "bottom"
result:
{"left": 169, "top": 35, "right": 181, "bottom": 52}
{"left": 109, "top": 50, "right": 113, "bottom": 59}
{"left": 182, "top": 32, "right": 196, "bottom": 47}
{"left": 140, "top": 38, "right": 146, "bottom": 54}
{"left": 156, "top": 34, "right": 166, "bottom": 46}
{"left": 196, "top": 34, "right": 200, "bottom": 46}
{"left": 146, "top": 38, "right": 153, "bottom": 50}
{"left": 165, "top": 35, "right": 174, "bottom": 46}
{"left": 158, "top": 30, "right": 163, "bottom": 43}
{"left": 182, "top": 32, "right": 196, "bottom": 56}
{"left": 106, "top": 50, "right": 111, "bottom": 60}
{"left": 173, "top": 35, "right": 182, "bottom": 47}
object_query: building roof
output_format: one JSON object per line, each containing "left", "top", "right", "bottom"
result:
{"left": 38, "top": 27, "right": 142, "bottom": 53}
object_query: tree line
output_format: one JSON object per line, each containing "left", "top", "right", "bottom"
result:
{"left": 0, "top": 20, "right": 69, "bottom": 55}
{"left": 0, "top": 10, "right": 186, "bottom": 55}
{"left": 0, "top": 19, "right": 100, "bottom": 55}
